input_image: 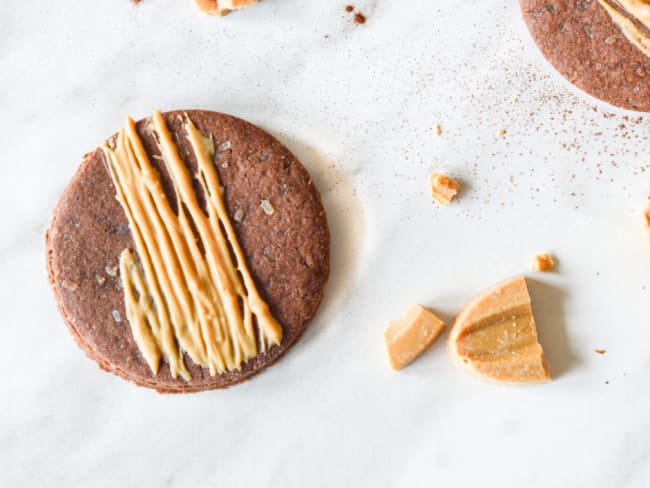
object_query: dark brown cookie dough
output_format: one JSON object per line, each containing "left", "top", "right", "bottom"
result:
{"left": 46, "top": 110, "right": 330, "bottom": 393}
{"left": 520, "top": 0, "right": 650, "bottom": 111}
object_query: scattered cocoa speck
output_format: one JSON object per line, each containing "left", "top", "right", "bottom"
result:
{"left": 594, "top": 349, "right": 607, "bottom": 355}
{"left": 354, "top": 12, "right": 366, "bottom": 24}
{"left": 345, "top": 5, "right": 354, "bottom": 12}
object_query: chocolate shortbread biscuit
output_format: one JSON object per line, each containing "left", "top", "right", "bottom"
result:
{"left": 46, "top": 110, "right": 330, "bottom": 393}
{"left": 520, "top": 0, "right": 650, "bottom": 111}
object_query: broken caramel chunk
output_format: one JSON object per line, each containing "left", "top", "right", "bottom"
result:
{"left": 384, "top": 304, "right": 445, "bottom": 370}
{"left": 447, "top": 276, "right": 550, "bottom": 384}
{"left": 429, "top": 172, "right": 460, "bottom": 206}
{"left": 531, "top": 253, "right": 555, "bottom": 272}
{"left": 194, "top": 0, "right": 258, "bottom": 16}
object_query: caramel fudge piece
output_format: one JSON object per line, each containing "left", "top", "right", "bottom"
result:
{"left": 194, "top": 0, "right": 258, "bottom": 16}
{"left": 531, "top": 253, "right": 555, "bottom": 272}
{"left": 384, "top": 305, "right": 445, "bottom": 370}
{"left": 447, "top": 276, "right": 550, "bottom": 384}
{"left": 429, "top": 172, "right": 460, "bottom": 206}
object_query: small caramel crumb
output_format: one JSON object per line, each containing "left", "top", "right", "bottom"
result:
{"left": 384, "top": 304, "right": 445, "bottom": 370}
{"left": 429, "top": 172, "right": 460, "bottom": 206}
{"left": 594, "top": 349, "right": 607, "bottom": 355}
{"left": 260, "top": 199, "right": 275, "bottom": 215}
{"left": 531, "top": 253, "right": 555, "bottom": 272}
{"left": 345, "top": 5, "right": 354, "bottom": 12}
{"left": 495, "top": 129, "right": 506, "bottom": 138}
{"left": 61, "top": 279, "right": 79, "bottom": 292}
{"left": 433, "top": 123, "right": 442, "bottom": 136}
{"left": 194, "top": 0, "right": 258, "bottom": 16}
{"left": 354, "top": 12, "right": 366, "bottom": 24}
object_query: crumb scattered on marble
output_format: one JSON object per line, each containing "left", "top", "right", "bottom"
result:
{"left": 434, "top": 123, "right": 442, "bottom": 136}
{"left": 594, "top": 349, "right": 607, "bottom": 355}
{"left": 429, "top": 172, "right": 461, "bottom": 206}
{"left": 531, "top": 253, "right": 555, "bottom": 272}
{"left": 495, "top": 129, "right": 506, "bottom": 138}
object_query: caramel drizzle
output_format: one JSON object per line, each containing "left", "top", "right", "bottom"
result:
{"left": 102, "top": 111, "right": 282, "bottom": 381}
{"left": 599, "top": 0, "right": 650, "bottom": 58}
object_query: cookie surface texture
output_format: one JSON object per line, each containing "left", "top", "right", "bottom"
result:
{"left": 46, "top": 110, "right": 330, "bottom": 393}
{"left": 520, "top": 0, "right": 650, "bottom": 111}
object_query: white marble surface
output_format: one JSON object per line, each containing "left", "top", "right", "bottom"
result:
{"left": 1, "top": 0, "right": 649, "bottom": 486}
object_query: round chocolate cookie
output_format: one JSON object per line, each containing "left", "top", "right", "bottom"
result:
{"left": 46, "top": 110, "right": 330, "bottom": 393}
{"left": 520, "top": 0, "right": 650, "bottom": 111}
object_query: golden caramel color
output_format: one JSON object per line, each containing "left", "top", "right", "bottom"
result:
{"left": 102, "top": 111, "right": 282, "bottom": 381}
{"left": 531, "top": 253, "right": 555, "bottom": 272}
{"left": 598, "top": 0, "right": 650, "bottom": 59}
{"left": 447, "top": 276, "right": 550, "bottom": 384}
{"left": 194, "top": 0, "right": 258, "bottom": 16}
{"left": 429, "top": 172, "right": 460, "bottom": 206}
{"left": 384, "top": 305, "right": 445, "bottom": 370}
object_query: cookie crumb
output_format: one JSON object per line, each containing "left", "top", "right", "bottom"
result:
{"left": 495, "top": 129, "right": 506, "bottom": 138}
{"left": 429, "top": 172, "right": 460, "bottom": 206}
{"left": 105, "top": 265, "right": 119, "bottom": 277}
{"left": 61, "top": 279, "right": 79, "bottom": 292}
{"left": 111, "top": 309, "right": 122, "bottom": 323}
{"left": 260, "top": 199, "right": 275, "bottom": 215}
{"left": 433, "top": 123, "right": 442, "bottom": 136}
{"left": 345, "top": 5, "right": 354, "bottom": 12}
{"left": 531, "top": 253, "right": 555, "bottom": 272}
{"left": 354, "top": 12, "right": 366, "bottom": 24}
{"left": 594, "top": 349, "right": 607, "bottom": 355}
